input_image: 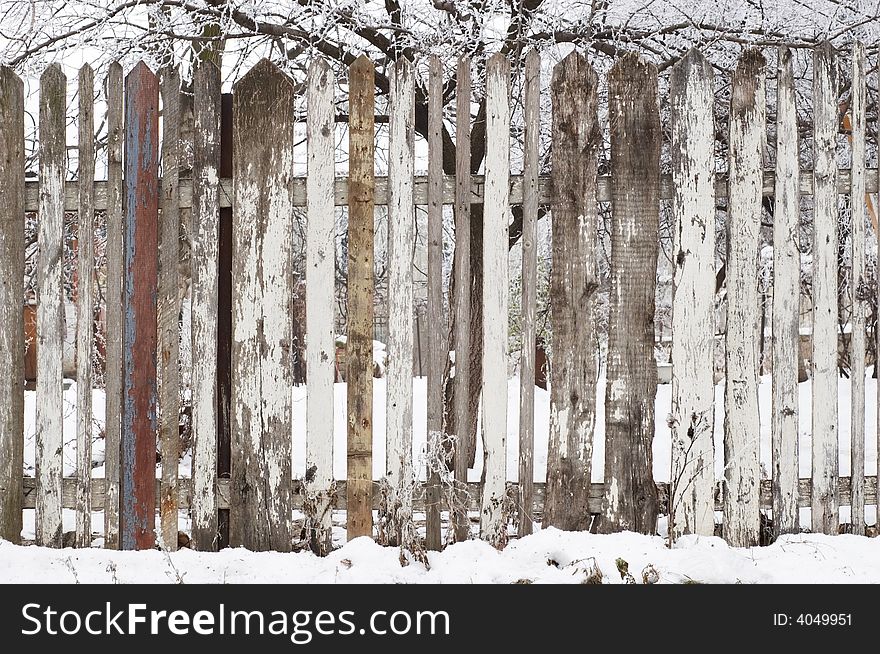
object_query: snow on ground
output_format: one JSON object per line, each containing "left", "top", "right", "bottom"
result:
{"left": 2, "top": 529, "right": 880, "bottom": 584}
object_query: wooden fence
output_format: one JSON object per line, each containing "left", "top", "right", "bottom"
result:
{"left": 0, "top": 43, "right": 878, "bottom": 554}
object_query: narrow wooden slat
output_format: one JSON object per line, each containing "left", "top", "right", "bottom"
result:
{"left": 517, "top": 50, "right": 539, "bottom": 538}
{"left": 0, "top": 66, "right": 25, "bottom": 544}
{"left": 230, "top": 59, "right": 296, "bottom": 552}
{"left": 600, "top": 53, "right": 660, "bottom": 535}
{"left": 849, "top": 42, "right": 867, "bottom": 535}
{"left": 190, "top": 61, "right": 221, "bottom": 551}
{"left": 544, "top": 52, "right": 599, "bottom": 532}
{"left": 158, "top": 66, "right": 180, "bottom": 551}
{"left": 668, "top": 48, "right": 716, "bottom": 539}
{"left": 103, "top": 61, "right": 124, "bottom": 550}
{"left": 724, "top": 50, "right": 765, "bottom": 547}
{"left": 425, "top": 55, "right": 444, "bottom": 551}
{"left": 811, "top": 42, "right": 840, "bottom": 535}
{"left": 35, "top": 63, "right": 66, "bottom": 549}
{"left": 480, "top": 53, "right": 510, "bottom": 548}
{"left": 121, "top": 62, "right": 160, "bottom": 550}
{"left": 381, "top": 58, "right": 417, "bottom": 551}
{"left": 451, "top": 56, "right": 472, "bottom": 543}
{"left": 771, "top": 46, "right": 800, "bottom": 537}
{"left": 877, "top": 62, "right": 880, "bottom": 533}
{"left": 304, "top": 58, "right": 336, "bottom": 556}
{"left": 76, "top": 64, "right": 95, "bottom": 548}
{"left": 346, "top": 55, "right": 376, "bottom": 541}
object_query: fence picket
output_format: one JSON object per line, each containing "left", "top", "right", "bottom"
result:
{"left": 668, "top": 48, "right": 716, "bottom": 539}
{"left": 517, "top": 50, "right": 540, "bottom": 538}
{"left": 230, "top": 59, "right": 296, "bottom": 552}
{"left": 190, "top": 61, "right": 221, "bottom": 551}
{"left": 812, "top": 42, "right": 840, "bottom": 535}
{"left": 850, "top": 42, "right": 867, "bottom": 536}
{"left": 347, "top": 55, "right": 376, "bottom": 541}
{"left": 159, "top": 66, "right": 180, "bottom": 551}
{"left": 600, "top": 53, "right": 660, "bottom": 534}
{"left": 104, "top": 61, "right": 124, "bottom": 549}
{"left": 451, "top": 56, "right": 472, "bottom": 543}
{"left": 36, "top": 63, "right": 66, "bottom": 549}
{"left": 545, "top": 52, "right": 599, "bottom": 532}
{"left": 121, "top": 62, "right": 159, "bottom": 550}
{"left": 426, "top": 55, "right": 445, "bottom": 551}
{"left": 0, "top": 66, "right": 24, "bottom": 544}
{"left": 305, "top": 58, "right": 336, "bottom": 556}
{"left": 771, "top": 46, "right": 800, "bottom": 537}
{"left": 76, "top": 64, "right": 95, "bottom": 548}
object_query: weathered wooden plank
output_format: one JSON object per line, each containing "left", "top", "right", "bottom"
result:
{"left": 380, "top": 58, "right": 418, "bottom": 552}
{"left": 517, "top": 50, "right": 539, "bottom": 538}
{"left": 811, "top": 42, "right": 840, "bottom": 535}
{"left": 304, "top": 58, "right": 336, "bottom": 556}
{"left": 849, "top": 42, "right": 867, "bottom": 536}
{"left": 425, "top": 55, "right": 445, "bottom": 551}
{"left": 20, "top": 169, "right": 880, "bottom": 212}
{"left": 35, "top": 63, "right": 66, "bottom": 549}
{"left": 103, "top": 61, "right": 124, "bottom": 550}
{"left": 121, "top": 62, "right": 160, "bottom": 551}
{"left": 0, "top": 66, "right": 25, "bottom": 544}
{"left": 599, "top": 54, "right": 660, "bottom": 535}
{"left": 771, "top": 46, "right": 800, "bottom": 538}
{"left": 480, "top": 53, "right": 510, "bottom": 548}
{"left": 877, "top": 61, "right": 880, "bottom": 539}
{"left": 544, "top": 52, "right": 599, "bottom": 532}
{"left": 347, "top": 55, "right": 376, "bottom": 541}
{"left": 22, "top": 475, "right": 880, "bottom": 513}
{"left": 230, "top": 59, "right": 296, "bottom": 552}
{"left": 723, "top": 50, "right": 765, "bottom": 547}
{"left": 190, "top": 61, "right": 221, "bottom": 551}
{"left": 158, "top": 67, "right": 181, "bottom": 551}
{"left": 668, "top": 48, "right": 716, "bottom": 540}
{"left": 76, "top": 64, "right": 95, "bottom": 548}
{"left": 451, "top": 56, "right": 472, "bottom": 543}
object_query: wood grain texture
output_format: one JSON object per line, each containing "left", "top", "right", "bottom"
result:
{"left": 425, "top": 55, "right": 444, "bottom": 551}
{"left": 159, "top": 66, "right": 180, "bottom": 551}
{"left": 190, "top": 61, "right": 221, "bottom": 551}
{"left": 479, "top": 53, "right": 510, "bottom": 548}
{"left": 103, "top": 61, "right": 124, "bottom": 549}
{"left": 346, "top": 56, "right": 376, "bottom": 541}
{"left": 36, "top": 63, "right": 66, "bottom": 548}
{"left": 304, "top": 58, "right": 336, "bottom": 556}
{"left": 599, "top": 53, "right": 660, "bottom": 535}
{"left": 230, "top": 59, "right": 295, "bottom": 552}
{"left": 121, "top": 62, "right": 159, "bottom": 551}
{"left": 544, "top": 52, "right": 600, "bottom": 532}
{"left": 668, "top": 48, "right": 716, "bottom": 539}
{"left": 811, "top": 42, "right": 840, "bottom": 535}
{"left": 451, "top": 56, "right": 472, "bottom": 542}
{"left": 0, "top": 66, "right": 25, "bottom": 543}
{"left": 849, "top": 42, "right": 867, "bottom": 535}
{"left": 517, "top": 50, "right": 539, "bottom": 538}
{"left": 771, "top": 46, "right": 800, "bottom": 537}
{"left": 76, "top": 64, "right": 95, "bottom": 548}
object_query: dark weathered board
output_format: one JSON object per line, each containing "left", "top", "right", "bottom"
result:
{"left": 36, "top": 63, "right": 66, "bottom": 548}
{"left": 0, "top": 66, "right": 25, "bottom": 544}
{"left": 599, "top": 54, "right": 660, "bottom": 535}
{"left": 518, "top": 50, "right": 540, "bottom": 538}
{"left": 346, "top": 55, "right": 376, "bottom": 541}
{"left": 121, "top": 62, "right": 160, "bottom": 551}
{"left": 190, "top": 61, "right": 221, "bottom": 551}
{"left": 230, "top": 59, "right": 296, "bottom": 552}
{"left": 158, "top": 66, "right": 181, "bottom": 550}
{"left": 451, "top": 56, "right": 472, "bottom": 543}
{"left": 544, "top": 52, "right": 600, "bottom": 531}
{"left": 104, "top": 61, "right": 124, "bottom": 550}
{"left": 76, "top": 64, "right": 95, "bottom": 548}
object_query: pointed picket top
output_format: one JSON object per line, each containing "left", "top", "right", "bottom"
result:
{"left": 551, "top": 49, "right": 595, "bottom": 90}
{"left": 234, "top": 57, "right": 294, "bottom": 92}
{"left": 79, "top": 62, "right": 93, "bottom": 79}
{"left": 731, "top": 49, "right": 766, "bottom": 115}
{"left": 126, "top": 60, "right": 157, "bottom": 84}
{"left": 0, "top": 64, "right": 24, "bottom": 93}
{"left": 609, "top": 51, "right": 657, "bottom": 86}
{"left": 309, "top": 56, "right": 330, "bottom": 79}
{"left": 393, "top": 55, "right": 413, "bottom": 79}
{"left": 351, "top": 54, "right": 374, "bottom": 75}
{"left": 525, "top": 48, "right": 540, "bottom": 72}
